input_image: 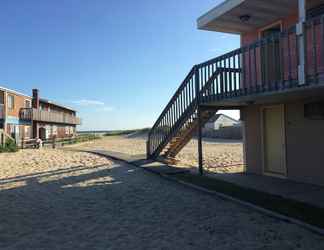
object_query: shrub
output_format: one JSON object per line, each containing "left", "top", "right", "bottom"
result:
{"left": 0, "top": 138, "right": 19, "bottom": 153}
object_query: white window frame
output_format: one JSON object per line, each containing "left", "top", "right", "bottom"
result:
{"left": 7, "top": 95, "right": 14, "bottom": 110}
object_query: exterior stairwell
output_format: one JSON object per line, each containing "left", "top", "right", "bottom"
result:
{"left": 147, "top": 60, "right": 241, "bottom": 161}
{"left": 161, "top": 108, "right": 217, "bottom": 162}
{"left": 148, "top": 19, "right": 324, "bottom": 164}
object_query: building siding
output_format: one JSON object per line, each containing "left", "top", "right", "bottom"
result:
{"left": 243, "top": 100, "right": 324, "bottom": 187}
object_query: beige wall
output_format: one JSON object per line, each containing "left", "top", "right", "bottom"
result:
{"left": 243, "top": 100, "right": 324, "bottom": 186}
{"left": 242, "top": 105, "right": 263, "bottom": 175}
{"left": 285, "top": 102, "right": 324, "bottom": 186}
{"left": 6, "top": 92, "right": 32, "bottom": 118}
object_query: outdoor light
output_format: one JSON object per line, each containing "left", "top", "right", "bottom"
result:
{"left": 239, "top": 14, "right": 251, "bottom": 23}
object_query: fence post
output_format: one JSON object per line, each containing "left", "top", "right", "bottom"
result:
{"left": 195, "top": 66, "right": 204, "bottom": 175}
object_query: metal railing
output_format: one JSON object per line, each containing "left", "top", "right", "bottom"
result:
{"left": 20, "top": 108, "right": 81, "bottom": 125}
{"left": 147, "top": 15, "right": 324, "bottom": 159}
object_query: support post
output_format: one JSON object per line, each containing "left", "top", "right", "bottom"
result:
{"left": 195, "top": 66, "right": 204, "bottom": 175}
{"left": 197, "top": 106, "right": 203, "bottom": 175}
{"left": 297, "top": 0, "right": 306, "bottom": 85}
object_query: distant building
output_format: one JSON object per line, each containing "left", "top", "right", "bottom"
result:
{"left": 204, "top": 114, "right": 240, "bottom": 131}
{"left": 203, "top": 114, "right": 242, "bottom": 139}
{"left": 0, "top": 87, "right": 81, "bottom": 142}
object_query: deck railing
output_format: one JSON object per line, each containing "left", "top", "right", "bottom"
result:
{"left": 20, "top": 108, "right": 81, "bottom": 125}
{"left": 147, "top": 15, "right": 324, "bottom": 158}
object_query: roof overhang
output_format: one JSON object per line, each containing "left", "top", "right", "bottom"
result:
{"left": 197, "top": 0, "right": 298, "bottom": 34}
{"left": 40, "top": 98, "right": 76, "bottom": 112}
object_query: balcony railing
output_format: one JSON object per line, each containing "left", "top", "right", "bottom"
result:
{"left": 20, "top": 108, "right": 81, "bottom": 125}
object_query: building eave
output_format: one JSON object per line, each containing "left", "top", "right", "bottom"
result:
{"left": 0, "top": 85, "right": 32, "bottom": 99}
{"left": 197, "top": 0, "right": 298, "bottom": 34}
{"left": 197, "top": 0, "right": 245, "bottom": 34}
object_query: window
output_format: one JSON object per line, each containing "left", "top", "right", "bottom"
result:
{"left": 65, "top": 126, "right": 69, "bottom": 134}
{"left": 25, "top": 99, "right": 31, "bottom": 108}
{"left": 7, "top": 95, "right": 14, "bottom": 109}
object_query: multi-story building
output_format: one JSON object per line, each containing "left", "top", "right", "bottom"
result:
{"left": 148, "top": 0, "right": 324, "bottom": 186}
{"left": 0, "top": 87, "right": 81, "bottom": 142}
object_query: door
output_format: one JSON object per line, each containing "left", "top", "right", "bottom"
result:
{"left": 261, "top": 24, "right": 281, "bottom": 85}
{"left": 39, "top": 127, "right": 46, "bottom": 140}
{"left": 262, "top": 105, "right": 286, "bottom": 176}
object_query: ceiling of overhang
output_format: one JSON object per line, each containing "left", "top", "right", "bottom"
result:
{"left": 199, "top": 0, "right": 298, "bottom": 34}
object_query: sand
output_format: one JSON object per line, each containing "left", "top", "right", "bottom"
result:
{"left": 75, "top": 136, "right": 244, "bottom": 173}
{"left": 1, "top": 160, "right": 324, "bottom": 249}
{"left": 0, "top": 149, "right": 113, "bottom": 191}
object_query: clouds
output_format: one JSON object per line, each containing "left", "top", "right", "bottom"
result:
{"left": 72, "top": 99, "right": 105, "bottom": 106}
{"left": 71, "top": 99, "right": 114, "bottom": 112}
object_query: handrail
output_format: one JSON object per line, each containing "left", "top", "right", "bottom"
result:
{"left": 148, "top": 23, "right": 302, "bottom": 158}
{"left": 148, "top": 66, "right": 195, "bottom": 136}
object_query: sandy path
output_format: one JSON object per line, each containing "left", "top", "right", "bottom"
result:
{"left": 1, "top": 161, "right": 323, "bottom": 249}
{"left": 76, "top": 136, "right": 244, "bottom": 173}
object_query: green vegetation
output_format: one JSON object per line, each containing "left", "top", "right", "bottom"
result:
{"left": 60, "top": 134, "right": 101, "bottom": 146}
{"left": 173, "top": 173, "right": 324, "bottom": 229}
{"left": 103, "top": 128, "right": 150, "bottom": 137}
{"left": 0, "top": 138, "right": 19, "bottom": 153}
{"left": 103, "top": 130, "right": 138, "bottom": 136}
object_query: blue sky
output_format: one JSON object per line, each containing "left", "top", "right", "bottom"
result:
{"left": 0, "top": 0, "right": 240, "bottom": 130}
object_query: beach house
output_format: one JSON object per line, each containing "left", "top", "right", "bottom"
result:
{"left": 204, "top": 114, "right": 240, "bottom": 130}
{"left": 0, "top": 87, "right": 81, "bottom": 143}
{"left": 147, "top": 0, "right": 324, "bottom": 186}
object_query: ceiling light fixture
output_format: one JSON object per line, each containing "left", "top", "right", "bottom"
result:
{"left": 239, "top": 14, "right": 251, "bottom": 23}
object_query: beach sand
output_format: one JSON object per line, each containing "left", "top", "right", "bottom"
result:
{"left": 0, "top": 149, "right": 113, "bottom": 191}
{"left": 75, "top": 136, "right": 244, "bottom": 173}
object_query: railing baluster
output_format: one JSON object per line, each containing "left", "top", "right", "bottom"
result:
{"left": 248, "top": 46, "right": 252, "bottom": 93}
{"left": 280, "top": 33, "right": 285, "bottom": 89}
{"left": 312, "top": 19, "right": 318, "bottom": 84}
{"left": 242, "top": 49, "right": 246, "bottom": 94}
{"left": 322, "top": 16, "right": 324, "bottom": 77}
{"left": 233, "top": 54, "right": 237, "bottom": 95}
{"left": 272, "top": 36, "right": 278, "bottom": 90}
{"left": 229, "top": 56, "right": 233, "bottom": 96}
{"left": 287, "top": 31, "right": 292, "bottom": 87}
{"left": 253, "top": 45, "right": 258, "bottom": 92}
{"left": 238, "top": 51, "right": 241, "bottom": 94}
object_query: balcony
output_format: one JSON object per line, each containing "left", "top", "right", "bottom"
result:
{"left": 196, "top": 15, "right": 324, "bottom": 106}
{"left": 20, "top": 108, "right": 81, "bottom": 125}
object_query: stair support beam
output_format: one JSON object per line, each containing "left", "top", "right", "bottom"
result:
{"left": 195, "top": 66, "right": 204, "bottom": 175}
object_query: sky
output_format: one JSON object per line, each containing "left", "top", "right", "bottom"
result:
{"left": 0, "top": 0, "right": 240, "bottom": 131}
